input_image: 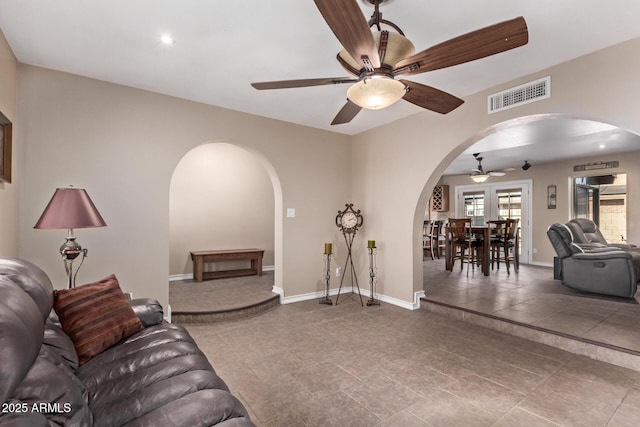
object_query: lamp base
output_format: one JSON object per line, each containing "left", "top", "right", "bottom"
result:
{"left": 60, "top": 236, "right": 82, "bottom": 260}
{"left": 59, "top": 232, "right": 87, "bottom": 288}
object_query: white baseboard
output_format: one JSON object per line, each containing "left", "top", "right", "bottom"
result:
{"left": 280, "top": 286, "right": 425, "bottom": 310}
{"left": 529, "top": 261, "right": 554, "bottom": 268}
{"left": 164, "top": 304, "right": 172, "bottom": 323}
{"left": 169, "top": 273, "right": 193, "bottom": 281}
{"left": 279, "top": 287, "right": 353, "bottom": 305}
{"left": 359, "top": 288, "right": 425, "bottom": 310}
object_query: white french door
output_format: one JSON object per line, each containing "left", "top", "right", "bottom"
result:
{"left": 454, "top": 179, "right": 532, "bottom": 264}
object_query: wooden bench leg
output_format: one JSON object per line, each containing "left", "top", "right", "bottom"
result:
{"left": 193, "top": 257, "right": 204, "bottom": 282}
{"left": 251, "top": 257, "right": 264, "bottom": 276}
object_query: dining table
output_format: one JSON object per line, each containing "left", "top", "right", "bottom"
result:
{"left": 443, "top": 226, "right": 491, "bottom": 276}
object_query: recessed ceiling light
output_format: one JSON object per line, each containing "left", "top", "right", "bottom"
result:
{"left": 161, "top": 34, "right": 175, "bottom": 45}
{"left": 599, "top": 144, "right": 606, "bottom": 149}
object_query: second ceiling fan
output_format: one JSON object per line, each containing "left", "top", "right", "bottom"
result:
{"left": 251, "top": 0, "right": 529, "bottom": 125}
{"left": 470, "top": 153, "right": 514, "bottom": 182}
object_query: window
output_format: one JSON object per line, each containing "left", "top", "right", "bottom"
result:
{"left": 454, "top": 180, "right": 532, "bottom": 264}
{"left": 463, "top": 192, "right": 485, "bottom": 226}
{"left": 496, "top": 189, "right": 522, "bottom": 220}
{"left": 573, "top": 174, "right": 627, "bottom": 243}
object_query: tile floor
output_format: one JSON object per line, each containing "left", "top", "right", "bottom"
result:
{"left": 184, "top": 298, "right": 640, "bottom": 426}
{"left": 423, "top": 259, "right": 640, "bottom": 354}
{"left": 171, "top": 258, "right": 640, "bottom": 425}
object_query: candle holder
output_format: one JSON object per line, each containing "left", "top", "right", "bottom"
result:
{"left": 320, "top": 244, "right": 333, "bottom": 305}
{"left": 367, "top": 240, "right": 380, "bottom": 306}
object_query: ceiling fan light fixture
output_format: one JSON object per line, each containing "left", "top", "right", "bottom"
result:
{"left": 347, "top": 77, "right": 406, "bottom": 110}
{"left": 471, "top": 174, "right": 489, "bottom": 183}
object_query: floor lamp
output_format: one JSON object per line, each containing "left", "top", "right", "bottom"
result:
{"left": 34, "top": 187, "right": 107, "bottom": 288}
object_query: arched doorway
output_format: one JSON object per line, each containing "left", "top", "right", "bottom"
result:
{"left": 168, "top": 141, "right": 283, "bottom": 319}
{"left": 417, "top": 114, "right": 640, "bottom": 353}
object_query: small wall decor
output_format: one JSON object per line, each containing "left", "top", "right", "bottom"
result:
{"left": 547, "top": 184, "right": 557, "bottom": 209}
{"left": 573, "top": 161, "right": 619, "bottom": 172}
{"left": 0, "top": 110, "right": 12, "bottom": 183}
{"left": 430, "top": 185, "right": 449, "bottom": 212}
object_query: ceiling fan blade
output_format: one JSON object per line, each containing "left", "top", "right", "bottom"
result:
{"left": 394, "top": 17, "right": 528, "bottom": 76}
{"left": 401, "top": 80, "right": 464, "bottom": 114}
{"left": 489, "top": 171, "right": 506, "bottom": 177}
{"left": 331, "top": 100, "right": 362, "bottom": 125}
{"left": 251, "top": 77, "right": 356, "bottom": 90}
{"left": 314, "top": 0, "right": 380, "bottom": 70}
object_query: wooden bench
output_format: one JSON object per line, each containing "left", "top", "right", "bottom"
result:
{"left": 190, "top": 249, "right": 265, "bottom": 282}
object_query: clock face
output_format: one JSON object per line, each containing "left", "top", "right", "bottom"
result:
{"left": 341, "top": 212, "right": 358, "bottom": 229}
{"left": 336, "top": 203, "right": 362, "bottom": 234}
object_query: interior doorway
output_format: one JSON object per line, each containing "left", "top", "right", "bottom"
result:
{"left": 573, "top": 173, "right": 628, "bottom": 244}
{"left": 454, "top": 179, "right": 532, "bottom": 264}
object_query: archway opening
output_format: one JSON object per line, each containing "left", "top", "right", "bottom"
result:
{"left": 416, "top": 113, "right": 640, "bottom": 352}
{"left": 168, "top": 142, "right": 282, "bottom": 318}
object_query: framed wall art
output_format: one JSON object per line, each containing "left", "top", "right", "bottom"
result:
{"left": 0, "top": 110, "right": 12, "bottom": 183}
{"left": 547, "top": 184, "right": 557, "bottom": 209}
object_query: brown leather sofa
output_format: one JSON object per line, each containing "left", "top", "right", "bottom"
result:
{"left": 0, "top": 257, "right": 255, "bottom": 426}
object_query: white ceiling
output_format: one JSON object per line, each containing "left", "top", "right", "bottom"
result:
{"left": 1, "top": 0, "right": 640, "bottom": 166}
{"left": 443, "top": 116, "right": 640, "bottom": 175}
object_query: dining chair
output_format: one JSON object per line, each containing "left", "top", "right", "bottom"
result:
{"left": 433, "top": 220, "right": 447, "bottom": 259}
{"left": 487, "top": 220, "right": 506, "bottom": 270}
{"left": 447, "top": 218, "right": 482, "bottom": 273}
{"left": 492, "top": 218, "right": 520, "bottom": 273}
{"left": 423, "top": 220, "right": 433, "bottom": 259}
{"left": 425, "top": 220, "right": 445, "bottom": 260}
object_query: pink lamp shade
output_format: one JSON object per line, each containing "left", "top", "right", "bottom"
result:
{"left": 34, "top": 188, "right": 106, "bottom": 229}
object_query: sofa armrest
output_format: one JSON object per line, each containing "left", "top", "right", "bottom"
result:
{"left": 576, "top": 243, "right": 614, "bottom": 251}
{"left": 129, "top": 298, "right": 164, "bottom": 327}
{"left": 573, "top": 250, "right": 631, "bottom": 260}
{"left": 607, "top": 243, "right": 638, "bottom": 250}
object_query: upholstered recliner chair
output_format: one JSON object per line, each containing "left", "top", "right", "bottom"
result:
{"left": 567, "top": 218, "right": 638, "bottom": 251}
{"left": 547, "top": 223, "right": 640, "bottom": 298}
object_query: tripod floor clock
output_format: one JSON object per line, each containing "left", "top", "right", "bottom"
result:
{"left": 335, "top": 203, "right": 364, "bottom": 306}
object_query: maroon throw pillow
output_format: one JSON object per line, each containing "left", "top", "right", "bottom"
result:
{"left": 53, "top": 274, "right": 143, "bottom": 365}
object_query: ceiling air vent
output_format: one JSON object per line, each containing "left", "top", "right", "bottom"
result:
{"left": 488, "top": 76, "right": 551, "bottom": 114}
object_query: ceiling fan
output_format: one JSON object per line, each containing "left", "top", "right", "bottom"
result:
{"left": 470, "top": 153, "right": 514, "bottom": 182}
{"left": 251, "top": 0, "right": 529, "bottom": 125}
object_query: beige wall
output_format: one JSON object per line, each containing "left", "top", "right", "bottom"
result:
{"left": 352, "top": 37, "right": 640, "bottom": 304}
{"left": 441, "top": 150, "right": 640, "bottom": 266}
{"left": 12, "top": 36, "right": 640, "bottom": 309}
{"left": 169, "top": 142, "right": 275, "bottom": 275}
{"left": 17, "top": 65, "right": 351, "bottom": 307}
{"left": 0, "top": 29, "right": 17, "bottom": 256}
